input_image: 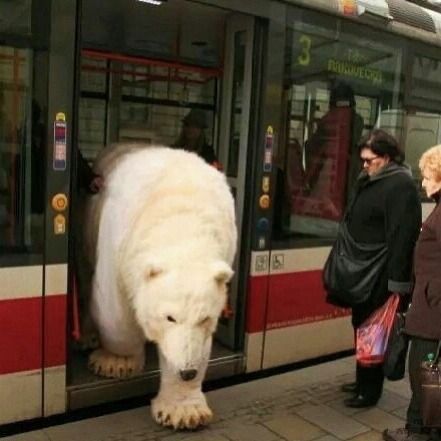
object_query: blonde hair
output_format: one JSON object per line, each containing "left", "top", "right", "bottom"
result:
{"left": 419, "top": 145, "right": 441, "bottom": 181}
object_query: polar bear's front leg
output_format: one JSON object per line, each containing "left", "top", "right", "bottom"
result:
{"left": 88, "top": 347, "right": 145, "bottom": 379}
{"left": 151, "top": 352, "right": 211, "bottom": 430}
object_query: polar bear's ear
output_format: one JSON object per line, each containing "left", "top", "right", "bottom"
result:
{"left": 213, "top": 261, "right": 234, "bottom": 285}
{"left": 145, "top": 263, "right": 164, "bottom": 280}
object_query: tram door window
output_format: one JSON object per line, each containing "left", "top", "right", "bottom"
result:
{"left": 0, "top": 46, "right": 44, "bottom": 253}
{"left": 272, "top": 9, "right": 404, "bottom": 247}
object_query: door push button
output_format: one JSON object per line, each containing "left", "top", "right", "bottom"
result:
{"left": 257, "top": 217, "right": 270, "bottom": 232}
{"left": 52, "top": 193, "right": 68, "bottom": 212}
{"left": 259, "top": 194, "right": 270, "bottom": 210}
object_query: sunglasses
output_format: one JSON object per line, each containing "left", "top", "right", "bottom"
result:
{"left": 360, "top": 156, "right": 379, "bottom": 165}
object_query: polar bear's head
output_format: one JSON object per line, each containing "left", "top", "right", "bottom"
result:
{"left": 132, "top": 260, "right": 233, "bottom": 381}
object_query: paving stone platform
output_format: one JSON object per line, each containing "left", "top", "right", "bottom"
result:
{"left": 2, "top": 356, "right": 411, "bottom": 441}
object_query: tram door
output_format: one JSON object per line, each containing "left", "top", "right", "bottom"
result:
{"left": 216, "top": 15, "right": 254, "bottom": 348}
{"left": 0, "top": 0, "right": 76, "bottom": 425}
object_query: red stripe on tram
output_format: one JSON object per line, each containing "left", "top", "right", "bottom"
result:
{"left": 0, "top": 295, "right": 66, "bottom": 374}
{"left": 0, "top": 297, "right": 42, "bottom": 374}
{"left": 246, "top": 271, "right": 350, "bottom": 334}
{"left": 44, "top": 294, "right": 67, "bottom": 368}
{"left": 266, "top": 271, "right": 350, "bottom": 330}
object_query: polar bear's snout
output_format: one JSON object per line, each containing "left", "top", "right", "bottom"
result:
{"left": 180, "top": 368, "right": 198, "bottom": 381}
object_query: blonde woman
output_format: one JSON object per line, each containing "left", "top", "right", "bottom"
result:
{"left": 384, "top": 145, "right": 441, "bottom": 441}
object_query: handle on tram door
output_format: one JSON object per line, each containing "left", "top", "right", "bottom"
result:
{"left": 71, "top": 273, "right": 81, "bottom": 341}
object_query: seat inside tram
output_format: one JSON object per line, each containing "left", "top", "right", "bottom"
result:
{"left": 68, "top": 0, "right": 245, "bottom": 402}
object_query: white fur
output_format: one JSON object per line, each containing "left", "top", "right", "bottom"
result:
{"left": 87, "top": 144, "right": 237, "bottom": 429}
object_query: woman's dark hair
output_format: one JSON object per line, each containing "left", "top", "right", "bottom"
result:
{"left": 358, "top": 129, "right": 405, "bottom": 164}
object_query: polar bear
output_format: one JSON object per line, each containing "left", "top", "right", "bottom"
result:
{"left": 85, "top": 144, "right": 237, "bottom": 430}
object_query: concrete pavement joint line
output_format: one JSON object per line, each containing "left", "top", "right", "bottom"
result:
{"left": 294, "top": 403, "right": 371, "bottom": 440}
{"left": 259, "top": 422, "right": 292, "bottom": 441}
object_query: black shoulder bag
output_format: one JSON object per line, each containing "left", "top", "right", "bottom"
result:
{"left": 323, "top": 221, "right": 388, "bottom": 307}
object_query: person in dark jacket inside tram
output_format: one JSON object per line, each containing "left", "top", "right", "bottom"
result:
{"left": 384, "top": 145, "right": 441, "bottom": 441}
{"left": 173, "top": 108, "right": 219, "bottom": 167}
{"left": 329, "top": 129, "right": 421, "bottom": 408}
{"left": 78, "top": 149, "right": 104, "bottom": 194}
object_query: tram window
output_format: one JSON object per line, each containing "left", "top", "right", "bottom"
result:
{"left": 0, "top": 46, "right": 44, "bottom": 254}
{"left": 119, "top": 103, "right": 215, "bottom": 148}
{"left": 79, "top": 57, "right": 108, "bottom": 162}
{"left": 273, "top": 10, "right": 403, "bottom": 246}
{"left": 80, "top": 57, "right": 107, "bottom": 94}
{"left": 121, "top": 65, "right": 216, "bottom": 105}
{"left": 401, "top": 55, "right": 441, "bottom": 194}
{"left": 403, "top": 110, "right": 441, "bottom": 194}
{"left": 410, "top": 55, "right": 441, "bottom": 112}
{"left": 79, "top": 56, "right": 217, "bottom": 161}
{"left": 78, "top": 98, "right": 106, "bottom": 161}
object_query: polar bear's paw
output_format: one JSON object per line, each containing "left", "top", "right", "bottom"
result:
{"left": 88, "top": 348, "right": 144, "bottom": 379}
{"left": 151, "top": 394, "right": 213, "bottom": 429}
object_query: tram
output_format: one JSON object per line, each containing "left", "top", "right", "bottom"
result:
{"left": 1, "top": 0, "right": 441, "bottom": 426}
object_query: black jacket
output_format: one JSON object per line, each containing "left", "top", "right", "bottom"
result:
{"left": 346, "top": 163, "right": 421, "bottom": 325}
{"left": 173, "top": 142, "right": 217, "bottom": 165}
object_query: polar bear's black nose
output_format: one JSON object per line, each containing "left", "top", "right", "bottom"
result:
{"left": 180, "top": 369, "right": 197, "bottom": 381}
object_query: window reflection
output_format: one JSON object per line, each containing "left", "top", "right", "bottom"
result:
{"left": 0, "top": 46, "right": 44, "bottom": 252}
{"left": 273, "top": 13, "right": 403, "bottom": 244}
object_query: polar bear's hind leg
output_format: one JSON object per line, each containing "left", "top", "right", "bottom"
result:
{"left": 88, "top": 348, "right": 144, "bottom": 379}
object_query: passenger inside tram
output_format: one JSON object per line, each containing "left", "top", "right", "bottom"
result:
{"left": 77, "top": 149, "right": 103, "bottom": 194}
{"left": 173, "top": 108, "right": 219, "bottom": 166}
{"left": 287, "top": 81, "right": 364, "bottom": 238}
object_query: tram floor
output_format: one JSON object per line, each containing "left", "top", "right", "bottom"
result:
{"left": 66, "top": 340, "right": 244, "bottom": 410}
{"left": 4, "top": 356, "right": 413, "bottom": 441}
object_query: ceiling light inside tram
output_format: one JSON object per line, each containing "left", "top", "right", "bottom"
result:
{"left": 137, "top": 0, "right": 167, "bottom": 5}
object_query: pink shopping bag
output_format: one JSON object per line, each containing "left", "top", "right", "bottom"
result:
{"left": 356, "top": 294, "right": 400, "bottom": 366}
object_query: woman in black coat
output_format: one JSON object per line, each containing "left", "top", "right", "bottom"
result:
{"left": 335, "top": 129, "right": 421, "bottom": 408}
{"left": 384, "top": 145, "right": 441, "bottom": 441}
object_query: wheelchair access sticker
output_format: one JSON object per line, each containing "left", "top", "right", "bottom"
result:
{"left": 53, "top": 112, "right": 67, "bottom": 171}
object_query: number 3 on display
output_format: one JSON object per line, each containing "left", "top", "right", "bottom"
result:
{"left": 297, "top": 35, "right": 311, "bottom": 66}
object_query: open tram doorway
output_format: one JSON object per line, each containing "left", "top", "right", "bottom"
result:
{"left": 68, "top": 0, "right": 255, "bottom": 409}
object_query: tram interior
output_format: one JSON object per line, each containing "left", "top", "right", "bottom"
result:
{"left": 68, "top": 0, "right": 243, "bottom": 404}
